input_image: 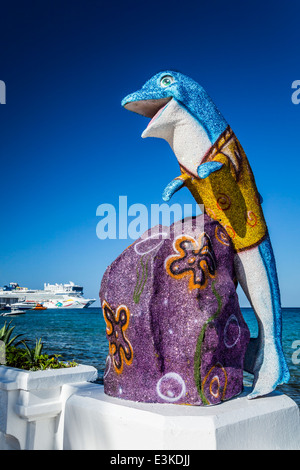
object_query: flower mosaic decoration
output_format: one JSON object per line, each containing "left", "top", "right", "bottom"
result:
{"left": 102, "top": 300, "right": 133, "bottom": 374}
{"left": 165, "top": 233, "right": 217, "bottom": 290}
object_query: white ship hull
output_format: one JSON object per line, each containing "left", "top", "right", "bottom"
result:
{"left": 0, "top": 282, "right": 96, "bottom": 310}
{"left": 42, "top": 298, "right": 95, "bottom": 309}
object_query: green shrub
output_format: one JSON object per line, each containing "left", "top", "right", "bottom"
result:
{"left": 5, "top": 344, "right": 77, "bottom": 370}
{"left": 0, "top": 322, "right": 77, "bottom": 371}
{"left": 0, "top": 321, "right": 23, "bottom": 347}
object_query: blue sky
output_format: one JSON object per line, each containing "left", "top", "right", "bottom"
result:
{"left": 0, "top": 0, "right": 300, "bottom": 306}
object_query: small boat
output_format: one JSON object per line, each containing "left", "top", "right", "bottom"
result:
{"left": 8, "top": 301, "right": 38, "bottom": 310}
{"left": 2, "top": 309, "right": 26, "bottom": 316}
{"left": 32, "top": 303, "right": 47, "bottom": 310}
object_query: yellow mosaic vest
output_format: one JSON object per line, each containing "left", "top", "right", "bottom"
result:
{"left": 179, "top": 126, "right": 267, "bottom": 252}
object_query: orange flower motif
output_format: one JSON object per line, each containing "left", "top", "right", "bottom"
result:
{"left": 165, "top": 234, "right": 217, "bottom": 290}
{"left": 102, "top": 300, "right": 133, "bottom": 374}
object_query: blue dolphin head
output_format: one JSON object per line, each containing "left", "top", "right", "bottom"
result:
{"left": 122, "top": 70, "right": 228, "bottom": 143}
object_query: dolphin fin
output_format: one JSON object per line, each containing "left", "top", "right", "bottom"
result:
{"left": 197, "top": 161, "right": 223, "bottom": 179}
{"left": 162, "top": 174, "right": 191, "bottom": 201}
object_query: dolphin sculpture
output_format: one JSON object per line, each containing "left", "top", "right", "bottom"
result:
{"left": 121, "top": 70, "right": 289, "bottom": 399}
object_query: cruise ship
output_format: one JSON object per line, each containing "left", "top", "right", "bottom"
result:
{"left": 0, "top": 282, "right": 96, "bottom": 310}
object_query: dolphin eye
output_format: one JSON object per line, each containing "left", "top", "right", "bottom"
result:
{"left": 160, "top": 75, "right": 175, "bottom": 87}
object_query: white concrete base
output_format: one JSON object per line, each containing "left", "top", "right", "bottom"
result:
{"left": 63, "top": 384, "right": 300, "bottom": 450}
{"left": 0, "top": 364, "right": 98, "bottom": 450}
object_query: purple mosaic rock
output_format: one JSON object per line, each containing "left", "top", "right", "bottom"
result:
{"left": 99, "top": 214, "right": 250, "bottom": 405}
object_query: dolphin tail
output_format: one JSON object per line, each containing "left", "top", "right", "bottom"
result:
{"left": 234, "top": 236, "right": 290, "bottom": 399}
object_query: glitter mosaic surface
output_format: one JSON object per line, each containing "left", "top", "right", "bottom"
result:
{"left": 100, "top": 215, "right": 250, "bottom": 405}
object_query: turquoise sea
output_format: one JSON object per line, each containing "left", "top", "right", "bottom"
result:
{"left": 0, "top": 307, "right": 299, "bottom": 406}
